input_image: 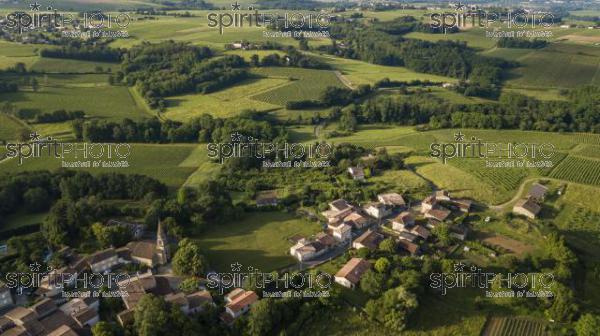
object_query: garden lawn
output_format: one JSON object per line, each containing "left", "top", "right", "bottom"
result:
{"left": 195, "top": 212, "right": 322, "bottom": 272}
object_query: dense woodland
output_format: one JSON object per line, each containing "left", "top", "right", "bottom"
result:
{"left": 40, "top": 40, "right": 124, "bottom": 62}
{"left": 73, "top": 111, "right": 287, "bottom": 143}
{"left": 319, "top": 17, "right": 513, "bottom": 98}
{"left": 116, "top": 41, "right": 328, "bottom": 109}
{"left": 497, "top": 38, "right": 548, "bottom": 49}
{"left": 333, "top": 86, "right": 600, "bottom": 133}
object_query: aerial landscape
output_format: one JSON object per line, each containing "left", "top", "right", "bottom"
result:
{"left": 0, "top": 0, "right": 599, "bottom": 335}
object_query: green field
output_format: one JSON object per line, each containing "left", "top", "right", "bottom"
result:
{"left": 573, "top": 144, "right": 600, "bottom": 159}
{"left": 308, "top": 126, "right": 600, "bottom": 204}
{"left": 482, "top": 47, "right": 534, "bottom": 61}
{"left": 407, "top": 155, "right": 507, "bottom": 204}
{"left": 0, "top": 144, "right": 198, "bottom": 188}
{"left": 482, "top": 317, "right": 547, "bottom": 336}
{"left": 31, "top": 58, "right": 118, "bottom": 73}
{"left": 310, "top": 53, "right": 456, "bottom": 86}
{"left": 194, "top": 211, "right": 321, "bottom": 272}
{"left": 0, "top": 113, "right": 28, "bottom": 141}
{"left": 0, "top": 41, "right": 39, "bottom": 70}
{"left": 0, "top": 211, "right": 46, "bottom": 235}
{"left": 404, "top": 30, "right": 498, "bottom": 50}
{"left": 250, "top": 67, "right": 346, "bottom": 106}
{"left": 179, "top": 145, "right": 221, "bottom": 187}
{"left": 108, "top": 13, "right": 305, "bottom": 50}
{"left": 0, "top": 74, "right": 152, "bottom": 121}
{"left": 550, "top": 156, "right": 600, "bottom": 186}
{"left": 506, "top": 43, "right": 600, "bottom": 89}
{"left": 32, "top": 121, "right": 75, "bottom": 141}
{"left": 163, "top": 77, "right": 285, "bottom": 121}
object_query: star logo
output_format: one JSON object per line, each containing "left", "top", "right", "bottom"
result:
{"left": 30, "top": 131, "right": 41, "bottom": 141}
{"left": 231, "top": 1, "right": 241, "bottom": 10}
{"left": 230, "top": 262, "right": 242, "bottom": 272}
{"left": 30, "top": 2, "right": 41, "bottom": 11}
{"left": 231, "top": 132, "right": 242, "bottom": 142}
{"left": 454, "top": 131, "right": 465, "bottom": 142}
{"left": 453, "top": 262, "right": 466, "bottom": 272}
{"left": 453, "top": 2, "right": 466, "bottom": 11}
{"left": 29, "top": 262, "right": 41, "bottom": 272}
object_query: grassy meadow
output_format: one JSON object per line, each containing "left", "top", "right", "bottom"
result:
{"left": 250, "top": 67, "right": 346, "bottom": 106}
{"left": 0, "top": 143, "right": 200, "bottom": 188}
{"left": 194, "top": 211, "right": 322, "bottom": 272}
{"left": 0, "top": 74, "right": 152, "bottom": 121}
{"left": 0, "top": 113, "right": 28, "bottom": 141}
{"left": 163, "top": 77, "right": 285, "bottom": 120}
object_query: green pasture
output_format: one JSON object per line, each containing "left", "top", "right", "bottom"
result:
{"left": 194, "top": 211, "right": 322, "bottom": 272}
{"left": 0, "top": 144, "right": 198, "bottom": 188}
{"left": 0, "top": 74, "right": 152, "bottom": 121}
{"left": 163, "top": 77, "right": 285, "bottom": 121}
{"left": 179, "top": 145, "right": 221, "bottom": 187}
{"left": 0, "top": 113, "right": 28, "bottom": 141}
{"left": 31, "top": 58, "right": 118, "bottom": 73}
{"left": 250, "top": 67, "right": 345, "bottom": 106}
{"left": 505, "top": 42, "right": 600, "bottom": 89}
{"left": 310, "top": 53, "right": 456, "bottom": 86}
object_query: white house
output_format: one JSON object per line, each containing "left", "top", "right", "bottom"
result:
{"left": 331, "top": 223, "right": 352, "bottom": 242}
{"left": 290, "top": 239, "right": 327, "bottom": 262}
{"left": 87, "top": 248, "right": 120, "bottom": 273}
{"left": 334, "top": 258, "right": 371, "bottom": 289}
{"left": 391, "top": 211, "right": 415, "bottom": 231}
{"left": 363, "top": 202, "right": 390, "bottom": 219}
{"left": 224, "top": 289, "right": 259, "bottom": 320}
{"left": 348, "top": 166, "right": 365, "bottom": 181}
{"left": 377, "top": 193, "right": 406, "bottom": 208}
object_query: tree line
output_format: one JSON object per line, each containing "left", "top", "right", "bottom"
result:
{"left": 320, "top": 18, "right": 513, "bottom": 98}
{"left": 0, "top": 170, "right": 166, "bottom": 229}
{"left": 40, "top": 40, "right": 124, "bottom": 62}
{"left": 332, "top": 85, "right": 600, "bottom": 133}
{"left": 497, "top": 38, "right": 547, "bottom": 49}
{"left": 73, "top": 111, "right": 287, "bottom": 144}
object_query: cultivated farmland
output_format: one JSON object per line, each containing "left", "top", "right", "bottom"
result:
{"left": 505, "top": 43, "right": 600, "bottom": 89}
{"left": 0, "top": 113, "right": 28, "bottom": 141}
{"left": 163, "top": 77, "right": 286, "bottom": 121}
{"left": 550, "top": 156, "right": 600, "bottom": 186}
{"left": 0, "top": 74, "right": 152, "bottom": 121}
{"left": 0, "top": 144, "right": 198, "bottom": 188}
{"left": 250, "top": 67, "right": 345, "bottom": 106}
{"left": 482, "top": 317, "right": 547, "bottom": 336}
{"left": 31, "top": 58, "right": 119, "bottom": 73}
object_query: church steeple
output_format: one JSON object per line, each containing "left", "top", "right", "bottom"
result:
{"left": 156, "top": 220, "right": 169, "bottom": 265}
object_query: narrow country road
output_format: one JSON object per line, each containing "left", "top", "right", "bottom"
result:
{"left": 334, "top": 71, "right": 354, "bottom": 90}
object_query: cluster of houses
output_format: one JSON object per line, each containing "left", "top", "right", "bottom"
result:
{"left": 0, "top": 290, "right": 100, "bottom": 336}
{"left": 0, "top": 218, "right": 262, "bottom": 335}
{"left": 512, "top": 183, "right": 548, "bottom": 219}
{"left": 290, "top": 193, "right": 406, "bottom": 263}
{"left": 291, "top": 190, "right": 474, "bottom": 291}
{"left": 115, "top": 271, "right": 214, "bottom": 326}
